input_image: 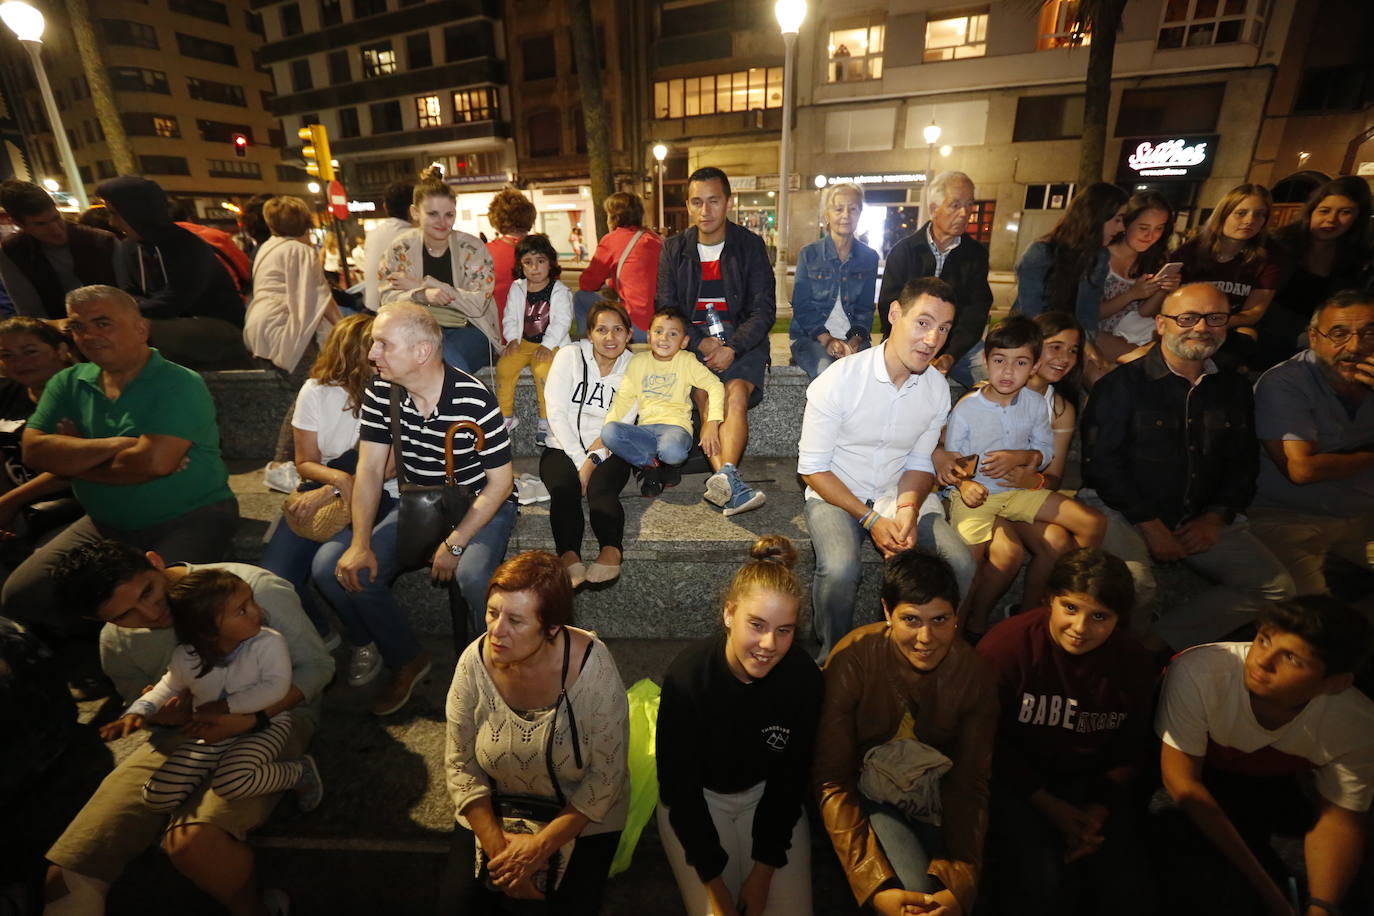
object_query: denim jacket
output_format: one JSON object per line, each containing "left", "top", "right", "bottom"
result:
{"left": 789, "top": 234, "right": 879, "bottom": 344}
{"left": 1012, "top": 242, "right": 1109, "bottom": 336}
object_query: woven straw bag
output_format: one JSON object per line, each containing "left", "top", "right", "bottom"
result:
{"left": 282, "top": 488, "right": 351, "bottom": 542}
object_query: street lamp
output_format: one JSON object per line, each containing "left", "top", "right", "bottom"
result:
{"left": 307, "top": 181, "right": 321, "bottom": 195}
{"left": 922, "top": 121, "right": 942, "bottom": 218}
{"left": 775, "top": 0, "right": 806, "bottom": 305}
{"left": 2, "top": 1, "right": 88, "bottom": 209}
{"left": 652, "top": 142, "right": 667, "bottom": 232}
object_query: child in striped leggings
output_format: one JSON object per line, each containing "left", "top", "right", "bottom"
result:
{"left": 99, "top": 568, "right": 323, "bottom": 812}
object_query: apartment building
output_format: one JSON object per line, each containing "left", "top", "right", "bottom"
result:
{"left": 254, "top": 0, "right": 513, "bottom": 237}
{"left": 1, "top": 0, "right": 293, "bottom": 222}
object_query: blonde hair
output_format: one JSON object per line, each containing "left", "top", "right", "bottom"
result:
{"left": 263, "top": 195, "right": 314, "bottom": 238}
{"left": 1190, "top": 183, "right": 1272, "bottom": 267}
{"left": 724, "top": 535, "right": 802, "bottom": 609}
{"left": 309, "top": 313, "right": 374, "bottom": 415}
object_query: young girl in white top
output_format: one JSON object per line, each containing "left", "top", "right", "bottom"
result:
{"left": 495, "top": 234, "right": 574, "bottom": 446}
{"left": 99, "top": 568, "right": 323, "bottom": 813}
{"left": 1096, "top": 191, "right": 1179, "bottom": 363}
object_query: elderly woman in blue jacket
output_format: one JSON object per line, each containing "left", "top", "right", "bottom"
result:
{"left": 788, "top": 182, "right": 879, "bottom": 379}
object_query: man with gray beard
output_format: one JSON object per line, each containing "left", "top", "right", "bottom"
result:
{"left": 1078, "top": 283, "right": 1294, "bottom": 650}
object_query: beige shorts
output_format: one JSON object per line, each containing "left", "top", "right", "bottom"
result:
{"left": 950, "top": 487, "right": 1054, "bottom": 545}
{"left": 47, "top": 716, "right": 312, "bottom": 883}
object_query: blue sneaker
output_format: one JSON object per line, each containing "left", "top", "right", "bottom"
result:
{"left": 721, "top": 467, "right": 766, "bottom": 517}
{"left": 703, "top": 464, "right": 735, "bottom": 507}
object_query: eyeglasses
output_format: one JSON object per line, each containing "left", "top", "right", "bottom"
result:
{"left": 1159, "top": 312, "right": 1229, "bottom": 328}
{"left": 1310, "top": 326, "right": 1374, "bottom": 346}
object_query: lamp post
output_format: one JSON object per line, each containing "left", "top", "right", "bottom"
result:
{"left": 2, "top": 1, "right": 88, "bottom": 209}
{"left": 922, "top": 121, "right": 941, "bottom": 220}
{"left": 652, "top": 142, "right": 667, "bottom": 233}
{"left": 774, "top": 0, "right": 806, "bottom": 305}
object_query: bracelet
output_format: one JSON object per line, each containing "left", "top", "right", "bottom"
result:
{"left": 1031, "top": 472, "right": 1046, "bottom": 491}
{"left": 1307, "top": 898, "right": 1342, "bottom": 916}
{"left": 896, "top": 501, "right": 916, "bottom": 511}
{"left": 859, "top": 509, "right": 879, "bottom": 531}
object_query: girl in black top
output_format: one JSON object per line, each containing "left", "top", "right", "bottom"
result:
{"left": 656, "top": 535, "right": 823, "bottom": 916}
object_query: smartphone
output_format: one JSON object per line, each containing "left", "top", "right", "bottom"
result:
{"left": 1156, "top": 261, "right": 1183, "bottom": 280}
{"left": 955, "top": 454, "right": 980, "bottom": 479}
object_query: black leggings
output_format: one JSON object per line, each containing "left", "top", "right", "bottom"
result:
{"left": 437, "top": 823, "right": 619, "bottom": 915}
{"left": 539, "top": 448, "right": 632, "bottom": 556}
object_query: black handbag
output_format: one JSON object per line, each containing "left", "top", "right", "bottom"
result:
{"left": 388, "top": 383, "right": 485, "bottom": 570}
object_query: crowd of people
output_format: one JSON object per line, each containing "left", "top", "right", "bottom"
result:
{"left": 0, "top": 161, "right": 1372, "bottom": 916}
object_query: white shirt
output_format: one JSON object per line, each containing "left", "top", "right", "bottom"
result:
{"left": 544, "top": 340, "right": 635, "bottom": 469}
{"left": 361, "top": 217, "right": 413, "bottom": 312}
{"left": 797, "top": 343, "right": 950, "bottom": 505}
{"left": 126, "top": 627, "right": 292, "bottom": 717}
{"left": 292, "top": 379, "right": 398, "bottom": 497}
{"left": 824, "top": 289, "right": 849, "bottom": 340}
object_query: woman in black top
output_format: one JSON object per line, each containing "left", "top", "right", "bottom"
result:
{"left": 656, "top": 535, "right": 823, "bottom": 916}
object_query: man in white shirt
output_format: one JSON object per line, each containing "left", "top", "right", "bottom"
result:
{"left": 798, "top": 276, "right": 976, "bottom": 659}
{"left": 360, "top": 181, "right": 415, "bottom": 313}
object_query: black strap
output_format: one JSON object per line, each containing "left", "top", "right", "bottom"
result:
{"left": 387, "top": 383, "right": 410, "bottom": 486}
{"left": 574, "top": 349, "right": 590, "bottom": 454}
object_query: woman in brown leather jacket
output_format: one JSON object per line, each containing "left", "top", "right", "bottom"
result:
{"left": 812, "top": 549, "right": 998, "bottom": 916}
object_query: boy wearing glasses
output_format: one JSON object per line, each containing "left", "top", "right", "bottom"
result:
{"left": 1249, "top": 290, "right": 1374, "bottom": 597}
{"left": 1079, "top": 283, "right": 1295, "bottom": 650}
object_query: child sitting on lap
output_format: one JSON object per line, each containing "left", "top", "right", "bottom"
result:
{"left": 494, "top": 233, "right": 573, "bottom": 446}
{"left": 602, "top": 307, "right": 722, "bottom": 497}
{"left": 99, "top": 568, "right": 323, "bottom": 813}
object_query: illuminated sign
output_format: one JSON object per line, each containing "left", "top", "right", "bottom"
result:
{"left": 1116, "top": 135, "right": 1217, "bottom": 182}
{"left": 825, "top": 173, "right": 928, "bottom": 185}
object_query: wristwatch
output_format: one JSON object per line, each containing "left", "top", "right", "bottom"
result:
{"left": 589, "top": 452, "right": 603, "bottom": 466}
{"left": 446, "top": 539, "right": 465, "bottom": 557}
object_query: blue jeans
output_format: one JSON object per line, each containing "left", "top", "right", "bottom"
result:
{"left": 573, "top": 289, "right": 647, "bottom": 342}
{"left": 442, "top": 325, "right": 495, "bottom": 374}
{"left": 805, "top": 494, "right": 976, "bottom": 660}
{"left": 790, "top": 336, "right": 835, "bottom": 380}
{"left": 862, "top": 799, "right": 944, "bottom": 893}
{"left": 947, "top": 341, "right": 986, "bottom": 389}
{"left": 311, "top": 499, "right": 518, "bottom": 667}
{"left": 601, "top": 422, "right": 692, "bottom": 468}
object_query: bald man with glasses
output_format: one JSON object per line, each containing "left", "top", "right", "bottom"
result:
{"left": 1079, "top": 283, "right": 1295, "bottom": 650}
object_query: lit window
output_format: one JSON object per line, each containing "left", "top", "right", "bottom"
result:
{"left": 1037, "top": 0, "right": 1091, "bottom": 50}
{"left": 415, "top": 95, "right": 441, "bottom": 128}
{"left": 1157, "top": 0, "right": 1266, "bottom": 50}
{"left": 452, "top": 89, "right": 497, "bottom": 123}
{"left": 154, "top": 116, "right": 178, "bottom": 138}
{"left": 827, "top": 19, "right": 885, "bottom": 83}
{"left": 361, "top": 43, "right": 397, "bottom": 78}
{"left": 652, "top": 68, "right": 784, "bottom": 119}
{"left": 924, "top": 12, "right": 987, "bottom": 62}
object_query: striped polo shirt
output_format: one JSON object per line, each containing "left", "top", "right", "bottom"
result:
{"left": 358, "top": 363, "right": 512, "bottom": 492}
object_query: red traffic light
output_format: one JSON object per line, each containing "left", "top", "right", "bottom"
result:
{"left": 232, "top": 133, "right": 249, "bottom": 157}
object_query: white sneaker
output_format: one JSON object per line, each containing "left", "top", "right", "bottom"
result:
{"left": 536, "top": 418, "right": 550, "bottom": 447}
{"left": 516, "top": 473, "right": 550, "bottom": 505}
{"left": 347, "top": 643, "right": 383, "bottom": 687}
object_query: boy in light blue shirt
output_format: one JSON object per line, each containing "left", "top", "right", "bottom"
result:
{"left": 944, "top": 315, "right": 1106, "bottom": 635}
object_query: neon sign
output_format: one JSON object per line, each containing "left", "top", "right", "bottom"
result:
{"left": 1116, "top": 134, "right": 1218, "bottom": 182}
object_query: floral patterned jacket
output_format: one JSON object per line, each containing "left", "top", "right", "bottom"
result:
{"left": 379, "top": 227, "right": 501, "bottom": 346}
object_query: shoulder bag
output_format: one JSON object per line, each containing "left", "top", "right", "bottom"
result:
{"left": 596, "top": 229, "right": 645, "bottom": 303}
{"left": 388, "top": 383, "right": 485, "bottom": 569}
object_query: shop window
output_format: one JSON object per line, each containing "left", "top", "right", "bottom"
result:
{"left": 527, "top": 110, "right": 561, "bottom": 157}
{"left": 407, "top": 33, "right": 432, "bottom": 69}
{"left": 1157, "top": 0, "right": 1266, "bottom": 50}
{"left": 1036, "top": 0, "right": 1090, "bottom": 50}
{"left": 370, "top": 101, "right": 403, "bottom": 133}
{"left": 924, "top": 10, "right": 987, "bottom": 62}
{"left": 523, "top": 36, "right": 557, "bottom": 80}
{"left": 1012, "top": 94, "right": 1083, "bottom": 141}
{"left": 361, "top": 43, "right": 397, "bottom": 78}
{"left": 415, "top": 95, "right": 442, "bottom": 129}
{"left": 453, "top": 88, "right": 499, "bottom": 123}
{"left": 653, "top": 68, "right": 782, "bottom": 119}
{"left": 827, "top": 18, "right": 884, "bottom": 82}
{"left": 1114, "top": 84, "right": 1223, "bottom": 135}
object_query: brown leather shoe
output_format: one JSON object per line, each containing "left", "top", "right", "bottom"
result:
{"left": 370, "top": 650, "right": 432, "bottom": 717}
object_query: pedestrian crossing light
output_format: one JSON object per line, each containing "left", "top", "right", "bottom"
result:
{"left": 232, "top": 133, "right": 249, "bottom": 158}
{"left": 297, "top": 124, "right": 334, "bottom": 182}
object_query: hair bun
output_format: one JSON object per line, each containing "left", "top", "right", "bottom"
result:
{"left": 749, "top": 535, "right": 797, "bottom": 570}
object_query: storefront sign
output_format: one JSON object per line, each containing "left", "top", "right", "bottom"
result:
{"left": 825, "top": 173, "right": 927, "bottom": 185}
{"left": 347, "top": 200, "right": 376, "bottom": 213}
{"left": 1116, "top": 135, "right": 1218, "bottom": 181}
{"left": 450, "top": 173, "right": 509, "bottom": 186}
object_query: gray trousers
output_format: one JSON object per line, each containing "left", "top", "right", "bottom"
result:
{"left": 0, "top": 498, "right": 239, "bottom": 639}
{"left": 1076, "top": 490, "right": 1295, "bottom": 650}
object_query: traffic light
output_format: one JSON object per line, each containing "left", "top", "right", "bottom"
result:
{"left": 232, "top": 133, "right": 249, "bottom": 158}
{"left": 297, "top": 124, "right": 334, "bottom": 182}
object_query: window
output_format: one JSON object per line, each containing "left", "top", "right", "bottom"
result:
{"left": 415, "top": 95, "right": 442, "bottom": 128}
{"left": 122, "top": 112, "right": 181, "bottom": 138}
{"left": 197, "top": 120, "right": 253, "bottom": 143}
{"left": 1037, "top": 0, "right": 1090, "bottom": 50}
{"left": 328, "top": 50, "right": 351, "bottom": 83}
{"left": 207, "top": 159, "right": 262, "bottom": 179}
{"left": 1114, "top": 84, "right": 1223, "bottom": 135}
{"left": 522, "top": 36, "right": 557, "bottom": 80}
{"left": 827, "top": 18, "right": 884, "bottom": 82}
{"left": 187, "top": 77, "right": 246, "bottom": 106}
{"left": 1157, "top": 0, "right": 1267, "bottom": 50}
{"left": 355, "top": 157, "right": 416, "bottom": 187}
{"left": 407, "top": 33, "right": 432, "bottom": 69}
{"left": 280, "top": 3, "right": 303, "bottom": 36}
{"left": 1012, "top": 94, "right": 1084, "bottom": 141}
{"left": 169, "top": 0, "right": 229, "bottom": 25}
{"left": 353, "top": 0, "right": 386, "bottom": 17}
{"left": 903, "top": 100, "right": 990, "bottom": 148}
{"left": 445, "top": 22, "right": 493, "bottom": 62}
{"left": 652, "top": 68, "right": 783, "bottom": 119}
{"left": 527, "top": 110, "right": 561, "bottom": 157}
{"left": 1293, "top": 66, "right": 1372, "bottom": 114}
{"left": 78, "top": 165, "right": 92, "bottom": 184}
{"left": 924, "top": 11, "right": 987, "bottom": 61}
{"left": 361, "top": 43, "right": 397, "bottom": 78}
{"left": 825, "top": 107, "right": 896, "bottom": 152}
{"left": 139, "top": 155, "right": 191, "bottom": 176}
{"left": 109, "top": 67, "right": 170, "bottom": 94}
{"left": 291, "top": 59, "right": 314, "bottom": 92}
{"left": 176, "top": 33, "right": 237, "bottom": 66}
{"left": 320, "top": 0, "right": 342, "bottom": 27}
{"left": 339, "top": 107, "right": 360, "bottom": 138}
{"left": 97, "top": 160, "right": 116, "bottom": 179}
{"left": 431, "top": 151, "right": 501, "bottom": 178}
{"left": 246, "top": 11, "right": 264, "bottom": 35}
{"left": 101, "top": 19, "right": 159, "bottom": 49}
{"left": 453, "top": 88, "right": 498, "bottom": 122}
{"left": 370, "top": 100, "right": 403, "bottom": 133}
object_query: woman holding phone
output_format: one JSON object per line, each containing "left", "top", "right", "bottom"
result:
{"left": 1096, "top": 192, "right": 1180, "bottom": 363}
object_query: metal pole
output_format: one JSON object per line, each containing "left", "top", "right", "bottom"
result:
{"left": 656, "top": 161, "right": 664, "bottom": 233}
{"left": 777, "top": 30, "right": 796, "bottom": 307}
{"left": 925, "top": 143, "right": 934, "bottom": 221}
{"left": 22, "top": 40, "right": 87, "bottom": 209}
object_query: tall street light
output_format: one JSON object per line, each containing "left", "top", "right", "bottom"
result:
{"left": 652, "top": 142, "right": 667, "bottom": 233}
{"left": 2, "top": 1, "right": 88, "bottom": 209}
{"left": 922, "top": 121, "right": 941, "bottom": 220}
{"left": 775, "top": 0, "right": 805, "bottom": 306}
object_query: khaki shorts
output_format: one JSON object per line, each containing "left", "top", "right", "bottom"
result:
{"left": 950, "top": 487, "right": 1054, "bottom": 545}
{"left": 47, "top": 716, "right": 312, "bottom": 883}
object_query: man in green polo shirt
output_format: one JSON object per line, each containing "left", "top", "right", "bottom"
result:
{"left": 2, "top": 284, "right": 238, "bottom": 644}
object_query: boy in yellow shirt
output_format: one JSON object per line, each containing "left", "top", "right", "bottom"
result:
{"left": 603, "top": 308, "right": 723, "bottom": 496}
